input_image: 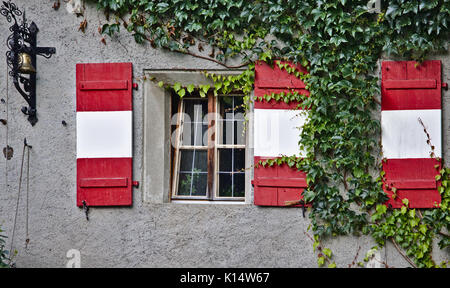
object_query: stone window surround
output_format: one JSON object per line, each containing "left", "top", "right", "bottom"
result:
{"left": 142, "top": 69, "right": 253, "bottom": 204}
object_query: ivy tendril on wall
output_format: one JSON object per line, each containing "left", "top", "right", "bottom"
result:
{"left": 69, "top": 0, "right": 450, "bottom": 268}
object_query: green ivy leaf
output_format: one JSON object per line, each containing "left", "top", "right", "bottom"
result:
{"left": 178, "top": 88, "right": 186, "bottom": 98}
{"left": 317, "top": 256, "right": 325, "bottom": 267}
{"left": 187, "top": 84, "right": 195, "bottom": 93}
{"left": 173, "top": 82, "right": 181, "bottom": 92}
{"left": 323, "top": 248, "right": 332, "bottom": 258}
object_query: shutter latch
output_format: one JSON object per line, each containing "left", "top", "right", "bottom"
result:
{"left": 443, "top": 82, "right": 448, "bottom": 90}
{"left": 82, "top": 200, "right": 89, "bottom": 221}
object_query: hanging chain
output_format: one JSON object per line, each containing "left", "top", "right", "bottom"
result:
{"left": 25, "top": 139, "right": 31, "bottom": 249}
{"left": 4, "top": 65, "right": 9, "bottom": 196}
{"left": 9, "top": 139, "right": 32, "bottom": 255}
{"left": 9, "top": 141, "right": 26, "bottom": 255}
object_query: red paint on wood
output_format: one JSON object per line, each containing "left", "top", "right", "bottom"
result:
{"left": 253, "top": 61, "right": 311, "bottom": 207}
{"left": 253, "top": 156, "right": 309, "bottom": 207}
{"left": 79, "top": 177, "right": 128, "bottom": 188}
{"left": 381, "top": 60, "right": 441, "bottom": 110}
{"left": 76, "top": 63, "right": 133, "bottom": 112}
{"left": 255, "top": 60, "right": 308, "bottom": 89}
{"left": 254, "top": 61, "right": 310, "bottom": 105}
{"left": 254, "top": 98, "right": 303, "bottom": 110}
{"left": 385, "top": 179, "right": 436, "bottom": 190}
{"left": 77, "top": 158, "right": 132, "bottom": 206}
{"left": 382, "top": 158, "right": 441, "bottom": 208}
{"left": 76, "top": 62, "right": 134, "bottom": 207}
{"left": 253, "top": 177, "right": 307, "bottom": 188}
{"left": 384, "top": 79, "right": 436, "bottom": 89}
{"left": 79, "top": 80, "right": 129, "bottom": 91}
{"left": 254, "top": 87, "right": 309, "bottom": 99}
{"left": 381, "top": 60, "right": 442, "bottom": 209}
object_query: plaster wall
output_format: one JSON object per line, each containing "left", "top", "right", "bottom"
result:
{"left": 0, "top": 0, "right": 448, "bottom": 268}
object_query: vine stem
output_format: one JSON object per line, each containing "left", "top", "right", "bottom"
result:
{"left": 416, "top": 209, "right": 450, "bottom": 238}
{"left": 390, "top": 237, "right": 417, "bottom": 268}
{"left": 372, "top": 95, "right": 381, "bottom": 105}
{"left": 144, "top": 35, "right": 251, "bottom": 69}
{"left": 303, "top": 231, "right": 334, "bottom": 266}
{"left": 176, "top": 48, "right": 251, "bottom": 69}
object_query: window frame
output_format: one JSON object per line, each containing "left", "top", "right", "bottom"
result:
{"left": 171, "top": 95, "right": 210, "bottom": 200}
{"left": 170, "top": 92, "right": 246, "bottom": 202}
{"left": 214, "top": 94, "right": 246, "bottom": 201}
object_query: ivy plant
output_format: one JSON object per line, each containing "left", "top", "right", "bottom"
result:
{"left": 79, "top": 0, "right": 450, "bottom": 268}
{"left": 0, "top": 225, "right": 10, "bottom": 268}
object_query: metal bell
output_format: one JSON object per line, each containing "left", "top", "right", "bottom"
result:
{"left": 18, "top": 53, "right": 36, "bottom": 74}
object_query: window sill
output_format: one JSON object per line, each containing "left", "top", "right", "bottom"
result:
{"left": 170, "top": 200, "right": 248, "bottom": 205}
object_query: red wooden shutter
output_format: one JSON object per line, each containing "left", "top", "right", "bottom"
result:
{"left": 381, "top": 60, "right": 443, "bottom": 208}
{"left": 76, "top": 63, "right": 133, "bottom": 206}
{"left": 253, "top": 61, "right": 309, "bottom": 206}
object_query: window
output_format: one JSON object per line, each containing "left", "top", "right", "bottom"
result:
{"left": 171, "top": 91, "right": 246, "bottom": 201}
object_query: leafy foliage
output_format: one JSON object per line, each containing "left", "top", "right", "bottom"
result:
{"left": 0, "top": 226, "right": 10, "bottom": 268}
{"left": 85, "top": 0, "right": 450, "bottom": 267}
{"left": 383, "top": 0, "right": 450, "bottom": 61}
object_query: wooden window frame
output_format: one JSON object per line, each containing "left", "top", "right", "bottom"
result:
{"left": 214, "top": 94, "right": 246, "bottom": 201}
{"left": 170, "top": 92, "right": 246, "bottom": 201}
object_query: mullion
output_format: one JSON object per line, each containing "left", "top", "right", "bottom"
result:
{"left": 231, "top": 97, "right": 234, "bottom": 197}
{"left": 232, "top": 97, "right": 235, "bottom": 146}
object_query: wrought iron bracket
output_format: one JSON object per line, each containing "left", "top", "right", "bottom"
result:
{"left": 1, "top": 1, "right": 56, "bottom": 126}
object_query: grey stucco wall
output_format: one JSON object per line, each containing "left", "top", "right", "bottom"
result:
{"left": 0, "top": 0, "right": 448, "bottom": 268}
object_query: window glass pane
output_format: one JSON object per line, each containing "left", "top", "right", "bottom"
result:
{"left": 179, "top": 150, "right": 207, "bottom": 173}
{"left": 201, "top": 123, "right": 209, "bottom": 146}
{"left": 234, "top": 148, "right": 245, "bottom": 172}
{"left": 217, "top": 119, "right": 233, "bottom": 145}
{"left": 182, "top": 122, "right": 207, "bottom": 146}
{"left": 179, "top": 150, "right": 193, "bottom": 171}
{"left": 177, "top": 149, "right": 208, "bottom": 196}
{"left": 178, "top": 173, "right": 192, "bottom": 196}
{"left": 234, "top": 97, "right": 245, "bottom": 120}
{"left": 217, "top": 148, "right": 245, "bottom": 198}
{"left": 218, "top": 148, "right": 232, "bottom": 171}
{"left": 219, "top": 96, "right": 234, "bottom": 120}
{"left": 184, "top": 99, "right": 207, "bottom": 123}
{"left": 234, "top": 120, "right": 245, "bottom": 145}
{"left": 177, "top": 172, "right": 208, "bottom": 196}
{"left": 218, "top": 173, "right": 233, "bottom": 197}
{"left": 194, "top": 150, "right": 208, "bottom": 172}
{"left": 217, "top": 96, "right": 245, "bottom": 145}
{"left": 233, "top": 173, "right": 245, "bottom": 197}
{"left": 191, "top": 172, "right": 208, "bottom": 196}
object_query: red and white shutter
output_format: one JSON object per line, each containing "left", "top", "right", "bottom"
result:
{"left": 381, "top": 60, "right": 443, "bottom": 208}
{"left": 76, "top": 63, "right": 134, "bottom": 206}
{"left": 253, "top": 61, "right": 309, "bottom": 206}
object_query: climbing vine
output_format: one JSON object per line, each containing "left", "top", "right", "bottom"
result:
{"left": 0, "top": 225, "right": 10, "bottom": 268}
{"left": 79, "top": 0, "right": 449, "bottom": 267}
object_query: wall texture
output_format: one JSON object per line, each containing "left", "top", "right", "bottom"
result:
{"left": 0, "top": 0, "right": 448, "bottom": 268}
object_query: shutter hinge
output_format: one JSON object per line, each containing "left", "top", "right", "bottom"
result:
{"left": 132, "top": 83, "right": 138, "bottom": 90}
{"left": 443, "top": 82, "right": 448, "bottom": 90}
{"left": 132, "top": 181, "right": 139, "bottom": 188}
